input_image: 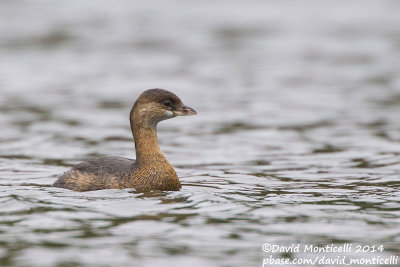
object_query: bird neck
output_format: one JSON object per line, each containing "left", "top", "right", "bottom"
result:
{"left": 133, "top": 127, "right": 165, "bottom": 162}
{"left": 130, "top": 110, "right": 168, "bottom": 164}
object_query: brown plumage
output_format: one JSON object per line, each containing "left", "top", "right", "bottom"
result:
{"left": 53, "top": 89, "right": 197, "bottom": 192}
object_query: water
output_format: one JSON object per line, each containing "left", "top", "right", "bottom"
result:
{"left": 1, "top": 0, "right": 400, "bottom": 266}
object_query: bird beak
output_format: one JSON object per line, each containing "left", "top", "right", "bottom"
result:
{"left": 173, "top": 105, "right": 197, "bottom": 116}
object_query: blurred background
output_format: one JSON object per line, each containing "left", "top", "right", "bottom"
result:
{"left": 0, "top": 0, "right": 400, "bottom": 266}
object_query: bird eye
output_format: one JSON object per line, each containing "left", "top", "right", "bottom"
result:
{"left": 163, "top": 100, "right": 172, "bottom": 107}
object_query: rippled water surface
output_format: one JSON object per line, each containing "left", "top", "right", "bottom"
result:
{"left": 1, "top": 1, "right": 400, "bottom": 266}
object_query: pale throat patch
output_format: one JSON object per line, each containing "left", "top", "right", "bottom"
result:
{"left": 164, "top": 110, "right": 174, "bottom": 117}
{"left": 137, "top": 104, "right": 174, "bottom": 119}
